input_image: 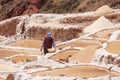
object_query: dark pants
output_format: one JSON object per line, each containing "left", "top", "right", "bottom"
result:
{"left": 44, "top": 48, "right": 49, "bottom": 55}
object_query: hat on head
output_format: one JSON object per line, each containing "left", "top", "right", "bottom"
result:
{"left": 47, "top": 32, "right": 51, "bottom": 35}
{"left": 47, "top": 32, "right": 51, "bottom": 37}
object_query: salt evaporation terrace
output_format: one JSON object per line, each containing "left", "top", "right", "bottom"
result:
{"left": 0, "top": 5, "right": 120, "bottom": 80}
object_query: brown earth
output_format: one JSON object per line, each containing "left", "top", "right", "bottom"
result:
{"left": 27, "top": 27, "right": 82, "bottom": 41}
{"left": 60, "top": 16, "right": 98, "bottom": 24}
{"left": 6, "top": 74, "right": 14, "bottom": 80}
{"left": 105, "top": 13, "right": 120, "bottom": 23}
{"left": 0, "top": 18, "right": 18, "bottom": 37}
{"left": 0, "top": 0, "right": 47, "bottom": 20}
{"left": 0, "top": 0, "right": 120, "bottom": 20}
{"left": 32, "top": 65, "right": 118, "bottom": 78}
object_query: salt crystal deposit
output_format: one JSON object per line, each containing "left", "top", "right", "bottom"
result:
{"left": 84, "top": 16, "right": 114, "bottom": 34}
{"left": 95, "top": 5, "right": 114, "bottom": 15}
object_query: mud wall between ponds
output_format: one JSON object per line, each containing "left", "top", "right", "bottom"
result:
{"left": 60, "top": 16, "right": 98, "bottom": 24}
{"left": 0, "top": 18, "right": 19, "bottom": 37}
{"left": 26, "top": 27, "right": 83, "bottom": 41}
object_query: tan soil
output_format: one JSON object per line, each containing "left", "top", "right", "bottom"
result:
{"left": 106, "top": 41, "right": 120, "bottom": 54}
{"left": 32, "top": 65, "right": 117, "bottom": 78}
{"left": 57, "top": 39, "right": 101, "bottom": 49}
{"left": 10, "top": 55, "right": 37, "bottom": 63}
{"left": 50, "top": 45, "right": 101, "bottom": 63}
{"left": 92, "top": 29, "right": 118, "bottom": 39}
{"left": 74, "top": 0, "right": 89, "bottom": 12}
{"left": 8, "top": 39, "right": 61, "bottom": 48}
{"left": 0, "top": 49, "right": 42, "bottom": 58}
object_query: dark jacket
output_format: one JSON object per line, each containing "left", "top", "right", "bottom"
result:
{"left": 43, "top": 37, "right": 54, "bottom": 49}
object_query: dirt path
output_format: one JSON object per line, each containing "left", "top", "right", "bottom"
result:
{"left": 32, "top": 65, "right": 119, "bottom": 78}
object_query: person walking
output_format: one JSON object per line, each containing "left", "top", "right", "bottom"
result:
{"left": 40, "top": 32, "right": 56, "bottom": 55}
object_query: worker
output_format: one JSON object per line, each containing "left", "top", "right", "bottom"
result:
{"left": 40, "top": 32, "right": 56, "bottom": 55}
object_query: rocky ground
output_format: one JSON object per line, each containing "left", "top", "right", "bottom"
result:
{"left": 0, "top": 0, "right": 120, "bottom": 21}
